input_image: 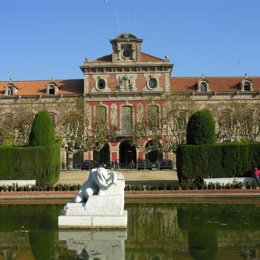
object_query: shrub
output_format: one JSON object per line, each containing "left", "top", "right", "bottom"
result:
{"left": 186, "top": 109, "right": 216, "bottom": 145}
{"left": 177, "top": 142, "right": 260, "bottom": 182}
{"left": 215, "top": 182, "right": 222, "bottom": 189}
{"left": 207, "top": 182, "right": 216, "bottom": 190}
{"left": 251, "top": 180, "right": 258, "bottom": 189}
{"left": 0, "top": 142, "right": 60, "bottom": 185}
{"left": 0, "top": 110, "right": 60, "bottom": 184}
{"left": 29, "top": 110, "right": 55, "bottom": 146}
{"left": 245, "top": 182, "right": 251, "bottom": 189}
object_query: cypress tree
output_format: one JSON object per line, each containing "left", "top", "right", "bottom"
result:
{"left": 29, "top": 110, "right": 55, "bottom": 146}
{"left": 186, "top": 109, "right": 216, "bottom": 145}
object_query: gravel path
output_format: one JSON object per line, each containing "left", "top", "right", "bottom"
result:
{"left": 58, "top": 169, "right": 178, "bottom": 185}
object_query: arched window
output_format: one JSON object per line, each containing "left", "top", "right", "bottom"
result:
{"left": 48, "top": 84, "right": 56, "bottom": 95}
{"left": 5, "top": 84, "right": 16, "bottom": 96}
{"left": 7, "top": 86, "right": 13, "bottom": 96}
{"left": 96, "top": 105, "right": 107, "bottom": 123}
{"left": 220, "top": 110, "right": 232, "bottom": 128}
{"left": 147, "top": 105, "right": 159, "bottom": 129}
{"left": 177, "top": 111, "right": 187, "bottom": 128}
{"left": 48, "top": 113, "right": 56, "bottom": 127}
{"left": 121, "top": 106, "right": 132, "bottom": 135}
{"left": 201, "top": 82, "right": 207, "bottom": 92}
{"left": 197, "top": 80, "right": 209, "bottom": 92}
{"left": 241, "top": 80, "right": 253, "bottom": 91}
{"left": 4, "top": 113, "right": 13, "bottom": 123}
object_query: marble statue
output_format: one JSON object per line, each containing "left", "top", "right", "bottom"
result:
{"left": 58, "top": 167, "right": 127, "bottom": 228}
{"left": 74, "top": 167, "right": 117, "bottom": 203}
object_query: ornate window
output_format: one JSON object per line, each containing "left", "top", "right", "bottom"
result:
{"left": 5, "top": 83, "right": 17, "bottom": 96}
{"left": 121, "top": 106, "right": 132, "bottom": 135}
{"left": 241, "top": 79, "right": 253, "bottom": 91}
{"left": 7, "top": 86, "right": 13, "bottom": 96}
{"left": 96, "top": 78, "right": 106, "bottom": 91}
{"left": 48, "top": 113, "right": 57, "bottom": 127}
{"left": 96, "top": 105, "right": 107, "bottom": 123}
{"left": 48, "top": 85, "right": 55, "bottom": 94}
{"left": 146, "top": 75, "right": 159, "bottom": 90}
{"left": 121, "top": 44, "right": 132, "bottom": 59}
{"left": 147, "top": 77, "right": 158, "bottom": 89}
{"left": 147, "top": 105, "right": 159, "bottom": 129}
{"left": 220, "top": 110, "right": 232, "bottom": 128}
{"left": 177, "top": 111, "right": 187, "bottom": 128}
{"left": 47, "top": 82, "right": 58, "bottom": 95}
{"left": 4, "top": 113, "right": 13, "bottom": 123}
{"left": 197, "top": 80, "right": 209, "bottom": 92}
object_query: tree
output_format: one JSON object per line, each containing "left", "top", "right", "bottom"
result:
{"left": 29, "top": 110, "right": 55, "bottom": 146}
{"left": 186, "top": 109, "right": 216, "bottom": 145}
{"left": 130, "top": 104, "right": 164, "bottom": 156}
{"left": 162, "top": 94, "right": 199, "bottom": 151}
{"left": 84, "top": 117, "right": 118, "bottom": 152}
{"left": 14, "top": 112, "right": 34, "bottom": 146}
{"left": 215, "top": 101, "right": 260, "bottom": 143}
{"left": 58, "top": 113, "right": 83, "bottom": 151}
{"left": 55, "top": 112, "right": 84, "bottom": 169}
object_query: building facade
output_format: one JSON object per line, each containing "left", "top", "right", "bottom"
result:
{"left": 0, "top": 33, "right": 260, "bottom": 169}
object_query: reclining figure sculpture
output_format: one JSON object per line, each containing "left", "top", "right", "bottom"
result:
{"left": 75, "top": 167, "right": 117, "bottom": 203}
{"left": 59, "top": 166, "right": 127, "bottom": 228}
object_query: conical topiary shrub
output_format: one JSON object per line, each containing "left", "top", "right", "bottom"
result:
{"left": 29, "top": 110, "right": 55, "bottom": 146}
{"left": 186, "top": 109, "right": 216, "bottom": 145}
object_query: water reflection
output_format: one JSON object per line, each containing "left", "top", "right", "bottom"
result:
{"left": 59, "top": 230, "right": 127, "bottom": 259}
{"left": 126, "top": 203, "right": 260, "bottom": 260}
{"left": 0, "top": 203, "right": 260, "bottom": 259}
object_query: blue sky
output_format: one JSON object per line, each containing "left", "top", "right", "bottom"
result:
{"left": 0, "top": 0, "right": 260, "bottom": 80}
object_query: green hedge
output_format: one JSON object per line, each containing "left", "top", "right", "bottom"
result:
{"left": 176, "top": 142, "right": 260, "bottom": 182}
{"left": 29, "top": 110, "right": 55, "bottom": 146}
{"left": 0, "top": 142, "right": 60, "bottom": 184}
{"left": 186, "top": 109, "right": 216, "bottom": 145}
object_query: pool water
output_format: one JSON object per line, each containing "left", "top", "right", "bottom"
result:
{"left": 0, "top": 202, "right": 260, "bottom": 259}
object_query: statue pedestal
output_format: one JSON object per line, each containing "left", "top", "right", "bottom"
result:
{"left": 58, "top": 210, "right": 127, "bottom": 228}
{"left": 58, "top": 171, "right": 127, "bottom": 228}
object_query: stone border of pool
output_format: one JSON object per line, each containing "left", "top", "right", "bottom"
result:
{"left": 1, "top": 189, "right": 260, "bottom": 202}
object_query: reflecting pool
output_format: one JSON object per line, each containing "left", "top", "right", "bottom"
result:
{"left": 0, "top": 202, "right": 260, "bottom": 259}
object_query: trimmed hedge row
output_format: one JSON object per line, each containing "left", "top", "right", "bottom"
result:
{"left": 0, "top": 181, "right": 259, "bottom": 192}
{"left": 176, "top": 142, "right": 260, "bottom": 182}
{"left": 0, "top": 142, "right": 60, "bottom": 184}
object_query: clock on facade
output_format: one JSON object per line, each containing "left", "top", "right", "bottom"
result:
{"left": 122, "top": 49, "right": 131, "bottom": 59}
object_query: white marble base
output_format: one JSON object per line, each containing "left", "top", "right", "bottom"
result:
{"left": 58, "top": 210, "right": 127, "bottom": 229}
{"left": 204, "top": 177, "right": 255, "bottom": 185}
{"left": 0, "top": 180, "right": 36, "bottom": 187}
{"left": 64, "top": 195, "right": 124, "bottom": 216}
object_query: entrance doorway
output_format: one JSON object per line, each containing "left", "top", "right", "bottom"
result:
{"left": 119, "top": 140, "right": 136, "bottom": 169}
{"left": 93, "top": 143, "right": 110, "bottom": 167}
